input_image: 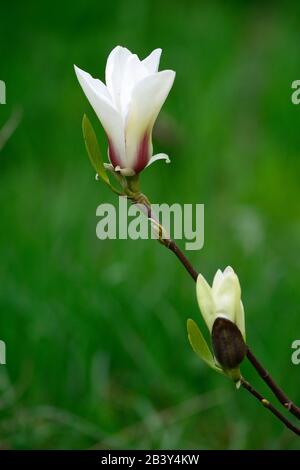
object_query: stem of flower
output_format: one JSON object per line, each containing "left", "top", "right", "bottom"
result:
{"left": 240, "top": 377, "right": 300, "bottom": 436}
{"left": 166, "top": 240, "right": 198, "bottom": 281}
{"left": 129, "top": 192, "right": 198, "bottom": 280}
{"left": 246, "top": 347, "right": 300, "bottom": 420}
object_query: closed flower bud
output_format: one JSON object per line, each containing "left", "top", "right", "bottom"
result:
{"left": 195, "top": 267, "right": 246, "bottom": 380}
{"left": 196, "top": 266, "right": 246, "bottom": 340}
{"left": 212, "top": 317, "right": 246, "bottom": 370}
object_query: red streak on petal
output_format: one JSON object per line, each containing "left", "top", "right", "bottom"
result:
{"left": 133, "top": 133, "right": 150, "bottom": 174}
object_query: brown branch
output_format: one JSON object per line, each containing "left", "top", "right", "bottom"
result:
{"left": 166, "top": 239, "right": 198, "bottom": 281}
{"left": 129, "top": 191, "right": 300, "bottom": 435}
{"left": 131, "top": 193, "right": 198, "bottom": 281}
{"left": 241, "top": 377, "right": 300, "bottom": 436}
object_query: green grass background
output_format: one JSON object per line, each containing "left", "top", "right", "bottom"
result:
{"left": 1, "top": 0, "right": 300, "bottom": 449}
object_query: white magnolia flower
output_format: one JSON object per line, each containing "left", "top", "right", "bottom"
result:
{"left": 196, "top": 266, "right": 246, "bottom": 339}
{"left": 75, "top": 46, "right": 175, "bottom": 176}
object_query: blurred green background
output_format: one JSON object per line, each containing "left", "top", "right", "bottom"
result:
{"left": 1, "top": 0, "right": 300, "bottom": 450}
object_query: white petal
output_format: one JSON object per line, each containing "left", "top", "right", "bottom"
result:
{"left": 105, "top": 46, "right": 132, "bottom": 110}
{"left": 120, "top": 54, "right": 149, "bottom": 117}
{"left": 74, "top": 65, "right": 126, "bottom": 167}
{"left": 125, "top": 70, "right": 175, "bottom": 170}
{"left": 142, "top": 48, "right": 162, "bottom": 73}
{"left": 236, "top": 300, "right": 246, "bottom": 340}
{"left": 213, "top": 270, "right": 241, "bottom": 323}
{"left": 224, "top": 266, "right": 234, "bottom": 275}
{"left": 74, "top": 64, "right": 111, "bottom": 102}
{"left": 146, "top": 153, "right": 170, "bottom": 168}
{"left": 196, "top": 274, "right": 216, "bottom": 332}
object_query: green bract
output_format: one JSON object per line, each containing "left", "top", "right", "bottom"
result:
{"left": 187, "top": 318, "right": 222, "bottom": 374}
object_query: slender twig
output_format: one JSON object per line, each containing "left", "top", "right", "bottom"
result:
{"left": 241, "top": 378, "right": 300, "bottom": 436}
{"left": 246, "top": 347, "right": 300, "bottom": 420}
{"left": 131, "top": 193, "right": 198, "bottom": 281}
{"left": 166, "top": 239, "right": 198, "bottom": 281}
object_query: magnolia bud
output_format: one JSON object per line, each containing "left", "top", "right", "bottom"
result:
{"left": 212, "top": 317, "right": 246, "bottom": 370}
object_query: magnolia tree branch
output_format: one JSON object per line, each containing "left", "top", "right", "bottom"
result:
{"left": 129, "top": 190, "right": 300, "bottom": 435}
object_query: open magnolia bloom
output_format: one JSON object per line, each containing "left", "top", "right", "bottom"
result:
{"left": 75, "top": 46, "right": 175, "bottom": 176}
{"left": 196, "top": 266, "right": 246, "bottom": 339}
